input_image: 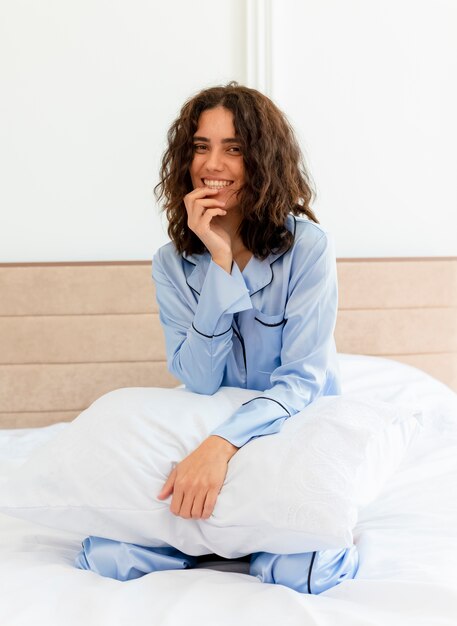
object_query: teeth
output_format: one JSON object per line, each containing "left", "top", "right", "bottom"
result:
{"left": 203, "top": 179, "right": 232, "bottom": 189}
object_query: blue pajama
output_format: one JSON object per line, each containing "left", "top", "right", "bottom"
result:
{"left": 75, "top": 215, "right": 359, "bottom": 592}
{"left": 75, "top": 537, "right": 358, "bottom": 594}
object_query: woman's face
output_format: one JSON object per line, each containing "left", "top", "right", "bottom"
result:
{"left": 189, "top": 106, "right": 245, "bottom": 211}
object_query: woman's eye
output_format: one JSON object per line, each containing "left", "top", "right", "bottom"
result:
{"left": 228, "top": 146, "right": 242, "bottom": 154}
{"left": 193, "top": 144, "right": 208, "bottom": 152}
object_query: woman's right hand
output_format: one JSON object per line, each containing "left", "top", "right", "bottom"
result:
{"left": 184, "top": 187, "right": 233, "bottom": 272}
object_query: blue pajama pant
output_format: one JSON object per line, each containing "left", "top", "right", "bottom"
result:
{"left": 75, "top": 537, "right": 358, "bottom": 594}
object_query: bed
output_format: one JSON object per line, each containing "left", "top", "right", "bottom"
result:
{"left": 0, "top": 257, "right": 456, "bottom": 625}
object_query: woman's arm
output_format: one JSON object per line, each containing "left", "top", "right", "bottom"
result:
{"left": 210, "top": 231, "right": 340, "bottom": 447}
{"left": 152, "top": 248, "right": 252, "bottom": 394}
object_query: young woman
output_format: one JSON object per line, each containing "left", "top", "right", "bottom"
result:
{"left": 75, "top": 83, "right": 358, "bottom": 593}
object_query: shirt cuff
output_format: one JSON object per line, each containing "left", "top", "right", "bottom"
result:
{"left": 210, "top": 396, "right": 291, "bottom": 447}
{"left": 192, "top": 261, "right": 253, "bottom": 337}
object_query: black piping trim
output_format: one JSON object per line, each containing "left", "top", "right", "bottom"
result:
{"left": 249, "top": 268, "right": 273, "bottom": 298}
{"left": 254, "top": 317, "right": 286, "bottom": 327}
{"left": 241, "top": 397, "right": 291, "bottom": 416}
{"left": 307, "top": 551, "right": 317, "bottom": 594}
{"left": 191, "top": 322, "right": 231, "bottom": 339}
{"left": 231, "top": 325, "right": 246, "bottom": 370}
{"left": 185, "top": 277, "right": 200, "bottom": 297}
{"left": 249, "top": 215, "right": 297, "bottom": 297}
{"left": 214, "top": 326, "right": 232, "bottom": 337}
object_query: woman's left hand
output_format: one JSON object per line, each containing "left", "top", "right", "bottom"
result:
{"left": 157, "top": 436, "right": 238, "bottom": 519}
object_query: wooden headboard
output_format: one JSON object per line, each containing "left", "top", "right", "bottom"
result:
{"left": 1, "top": 257, "right": 456, "bottom": 428}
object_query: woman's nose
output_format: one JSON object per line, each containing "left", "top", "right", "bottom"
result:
{"left": 205, "top": 148, "right": 224, "bottom": 171}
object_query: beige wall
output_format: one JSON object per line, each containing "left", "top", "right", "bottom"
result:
{"left": 1, "top": 258, "right": 455, "bottom": 428}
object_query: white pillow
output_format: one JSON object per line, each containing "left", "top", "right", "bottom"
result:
{"left": 0, "top": 387, "right": 420, "bottom": 557}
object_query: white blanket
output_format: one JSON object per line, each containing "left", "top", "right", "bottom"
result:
{"left": 0, "top": 354, "right": 456, "bottom": 626}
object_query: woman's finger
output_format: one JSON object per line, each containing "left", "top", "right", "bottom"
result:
{"left": 170, "top": 491, "right": 194, "bottom": 519}
{"left": 201, "top": 489, "right": 219, "bottom": 519}
{"left": 184, "top": 187, "right": 220, "bottom": 210}
{"left": 191, "top": 198, "right": 227, "bottom": 209}
{"left": 185, "top": 186, "right": 220, "bottom": 200}
{"left": 186, "top": 199, "right": 226, "bottom": 219}
{"left": 187, "top": 209, "right": 227, "bottom": 235}
{"left": 188, "top": 202, "right": 226, "bottom": 220}
{"left": 199, "top": 208, "right": 227, "bottom": 222}
{"left": 184, "top": 188, "right": 225, "bottom": 212}
{"left": 169, "top": 487, "right": 185, "bottom": 516}
{"left": 190, "top": 491, "right": 207, "bottom": 520}
{"left": 157, "top": 468, "right": 176, "bottom": 500}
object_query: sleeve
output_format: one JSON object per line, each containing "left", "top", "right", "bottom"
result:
{"left": 152, "top": 248, "right": 253, "bottom": 395}
{"left": 210, "top": 232, "right": 341, "bottom": 447}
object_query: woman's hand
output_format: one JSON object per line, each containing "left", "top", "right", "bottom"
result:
{"left": 157, "top": 435, "right": 238, "bottom": 519}
{"left": 184, "top": 187, "right": 233, "bottom": 272}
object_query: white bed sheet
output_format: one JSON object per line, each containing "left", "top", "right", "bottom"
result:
{"left": 0, "top": 354, "right": 456, "bottom": 626}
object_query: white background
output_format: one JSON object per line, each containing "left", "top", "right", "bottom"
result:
{"left": 0, "top": 0, "right": 455, "bottom": 262}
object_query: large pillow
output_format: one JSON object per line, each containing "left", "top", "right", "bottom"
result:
{"left": 0, "top": 387, "right": 420, "bottom": 557}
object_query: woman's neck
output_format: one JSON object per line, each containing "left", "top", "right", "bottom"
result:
{"left": 233, "top": 248, "right": 252, "bottom": 272}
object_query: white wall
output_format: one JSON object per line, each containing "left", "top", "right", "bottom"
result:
{"left": 0, "top": 0, "right": 246, "bottom": 262}
{"left": 270, "top": 0, "right": 457, "bottom": 257}
{"left": 1, "top": 0, "right": 455, "bottom": 261}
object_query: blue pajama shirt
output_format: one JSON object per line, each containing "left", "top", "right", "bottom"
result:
{"left": 151, "top": 214, "right": 341, "bottom": 447}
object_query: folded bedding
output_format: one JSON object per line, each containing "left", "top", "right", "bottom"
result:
{"left": 0, "top": 377, "right": 420, "bottom": 556}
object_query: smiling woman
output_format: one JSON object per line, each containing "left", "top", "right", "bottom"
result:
{"left": 186, "top": 107, "right": 247, "bottom": 273}
{"left": 75, "top": 82, "right": 359, "bottom": 594}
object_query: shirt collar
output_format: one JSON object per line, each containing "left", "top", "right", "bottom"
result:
{"left": 183, "top": 215, "right": 296, "bottom": 295}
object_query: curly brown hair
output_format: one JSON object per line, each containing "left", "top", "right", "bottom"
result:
{"left": 154, "top": 82, "right": 318, "bottom": 259}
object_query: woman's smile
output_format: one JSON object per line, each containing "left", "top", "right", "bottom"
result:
{"left": 201, "top": 178, "right": 234, "bottom": 190}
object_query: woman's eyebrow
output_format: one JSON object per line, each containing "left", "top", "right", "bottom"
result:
{"left": 193, "top": 136, "right": 241, "bottom": 143}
